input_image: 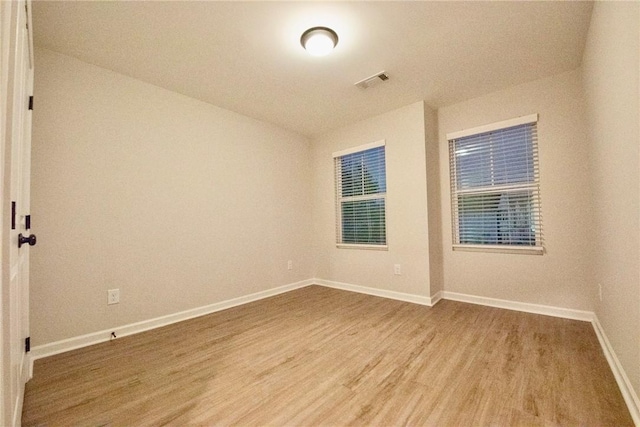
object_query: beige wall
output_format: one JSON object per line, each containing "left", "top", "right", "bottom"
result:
{"left": 424, "top": 107, "right": 443, "bottom": 294}
{"left": 582, "top": 1, "right": 640, "bottom": 396}
{"left": 31, "top": 48, "right": 314, "bottom": 345}
{"left": 311, "top": 101, "right": 439, "bottom": 298}
{"left": 30, "top": 8, "right": 640, "bottom": 408}
{"left": 438, "top": 69, "right": 594, "bottom": 311}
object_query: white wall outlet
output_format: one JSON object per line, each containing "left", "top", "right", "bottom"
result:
{"left": 108, "top": 289, "right": 120, "bottom": 305}
{"left": 287, "top": 260, "right": 293, "bottom": 270}
{"left": 394, "top": 264, "right": 401, "bottom": 275}
{"left": 598, "top": 283, "right": 602, "bottom": 302}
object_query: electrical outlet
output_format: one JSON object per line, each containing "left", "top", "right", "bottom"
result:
{"left": 598, "top": 284, "right": 602, "bottom": 302}
{"left": 287, "top": 260, "right": 293, "bottom": 270}
{"left": 108, "top": 289, "right": 120, "bottom": 305}
{"left": 394, "top": 264, "right": 401, "bottom": 275}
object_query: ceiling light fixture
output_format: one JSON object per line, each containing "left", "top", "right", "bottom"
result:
{"left": 300, "top": 27, "right": 338, "bottom": 57}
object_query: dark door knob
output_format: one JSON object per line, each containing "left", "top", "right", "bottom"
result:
{"left": 18, "top": 233, "right": 36, "bottom": 248}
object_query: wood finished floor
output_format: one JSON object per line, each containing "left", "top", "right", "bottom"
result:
{"left": 23, "top": 286, "right": 632, "bottom": 426}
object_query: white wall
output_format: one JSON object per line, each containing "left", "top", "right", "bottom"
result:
{"left": 438, "top": 69, "right": 594, "bottom": 311}
{"left": 31, "top": 48, "right": 314, "bottom": 345}
{"left": 311, "top": 101, "right": 439, "bottom": 298}
{"left": 582, "top": 1, "right": 640, "bottom": 398}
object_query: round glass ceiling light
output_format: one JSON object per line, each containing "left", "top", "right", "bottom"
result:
{"left": 300, "top": 27, "right": 339, "bottom": 56}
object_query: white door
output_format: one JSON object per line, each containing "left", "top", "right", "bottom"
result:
{"left": 1, "top": 0, "right": 34, "bottom": 425}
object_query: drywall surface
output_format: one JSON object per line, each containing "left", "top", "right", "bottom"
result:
{"left": 311, "top": 101, "right": 435, "bottom": 298}
{"left": 438, "top": 69, "right": 594, "bottom": 311}
{"left": 424, "top": 107, "right": 443, "bottom": 294}
{"left": 582, "top": 1, "right": 640, "bottom": 397}
{"left": 31, "top": 48, "right": 314, "bottom": 345}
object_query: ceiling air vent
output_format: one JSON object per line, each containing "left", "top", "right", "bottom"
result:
{"left": 354, "top": 71, "right": 389, "bottom": 89}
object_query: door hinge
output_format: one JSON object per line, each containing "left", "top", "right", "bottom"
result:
{"left": 25, "top": 337, "right": 30, "bottom": 353}
{"left": 11, "top": 201, "right": 16, "bottom": 230}
{"left": 28, "top": 96, "right": 33, "bottom": 110}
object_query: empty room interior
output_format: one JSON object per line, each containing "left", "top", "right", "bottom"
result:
{"left": 2, "top": 0, "right": 639, "bottom": 425}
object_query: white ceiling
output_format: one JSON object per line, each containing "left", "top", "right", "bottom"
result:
{"left": 33, "top": 1, "right": 593, "bottom": 138}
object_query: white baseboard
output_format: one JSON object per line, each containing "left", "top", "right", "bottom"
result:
{"left": 30, "top": 284, "right": 590, "bottom": 363}
{"left": 28, "top": 279, "right": 638, "bottom": 425}
{"left": 441, "top": 291, "right": 594, "bottom": 322}
{"left": 429, "top": 290, "right": 443, "bottom": 306}
{"left": 592, "top": 314, "right": 640, "bottom": 425}
{"left": 30, "top": 279, "right": 314, "bottom": 362}
{"left": 315, "top": 278, "right": 434, "bottom": 306}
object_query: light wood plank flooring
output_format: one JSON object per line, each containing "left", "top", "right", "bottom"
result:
{"left": 23, "top": 285, "right": 632, "bottom": 426}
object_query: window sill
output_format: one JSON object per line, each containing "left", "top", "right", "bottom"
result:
{"left": 453, "top": 244, "right": 543, "bottom": 255}
{"left": 337, "top": 244, "right": 389, "bottom": 251}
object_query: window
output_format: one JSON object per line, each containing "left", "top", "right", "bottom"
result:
{"left": 447, "top": 114, "right": 543, "bottom": 254}
{"left": 333, "top": 141, "right": 387, "bottom": 248}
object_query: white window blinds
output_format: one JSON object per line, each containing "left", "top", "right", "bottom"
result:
{"left": 448, "top": 115, "right": 543, "bottom": 253}
{"left": 333, "top": 141, "right": 387, "bottom": 247}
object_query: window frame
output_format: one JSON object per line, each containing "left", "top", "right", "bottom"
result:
{"left": 333, "top": 140, "right": 388, "bottom": 250}
{"left": 447, "top": 114, "right": 543, "bottom": 255}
